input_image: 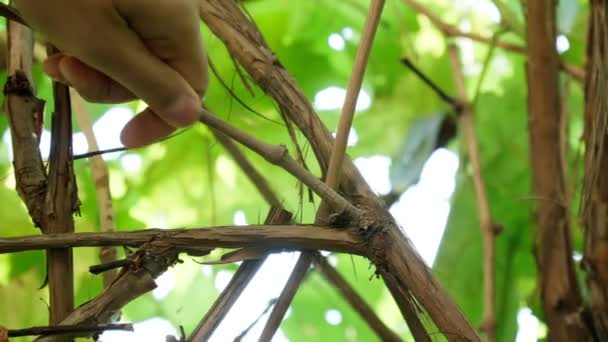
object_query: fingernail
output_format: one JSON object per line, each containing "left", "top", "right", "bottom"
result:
{"left": 166, "top": 96, "right": 200, "bottom": 127}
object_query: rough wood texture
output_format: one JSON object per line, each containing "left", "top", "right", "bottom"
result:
{"left": 187, "top": 208, "right": 292, "bottom": 341}
{"left": 199, "top": 1, "right": 479, "bottom": 339}
{"left": 0, "top": 225, "right": 365, "bottom": 255}
{"left": 313, "top": 254, "right": 402, "bottom": 342}
{"left": 259, "top": 252, "right": 312, "bottom": 342}
{"left": 36, "top": 242, "right": 184, "bottom": 342}
{"left": 198, "top": 108, "right": 362, "bottom": 221}
{"left": 582, "top": 0, "right": 608, "bottom": 338}
{"left": 524, "top": 1, "right": 588, "bottom": 340}
{"left": 44, "top": 45, "right": 78, "bottom": 327}
{"left": 5, "top": 16, "right": 77, "bottom": 333}
{"left": 4, "top": 19, "right": 46, "bottom": 228}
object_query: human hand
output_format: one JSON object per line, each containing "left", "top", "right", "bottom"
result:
{"left": 13, "top": 0, "right": 208, "bottom": 148}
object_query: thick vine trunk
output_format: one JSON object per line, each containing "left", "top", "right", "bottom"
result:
{"left": 524, "top": 1, "right": 587, "bottom": 340}
{"left": 583, "top": 0, "right": 608, "bottom": 338}
{"left": 199, "top": 1, "right": 478, "bottom": 340}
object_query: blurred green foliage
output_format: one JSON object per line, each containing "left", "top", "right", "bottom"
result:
{"left": 0, "top": 0, "right": 588, "bottom": 341}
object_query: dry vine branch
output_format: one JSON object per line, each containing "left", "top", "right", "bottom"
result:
{"left": 448, "top": 44, "right": 497, "bottom": 342}
{"left": 581, "top": 0, "right": 608, "bottom": 337}
{"left": 199, "top": 1, "right": 479, "bottom": 339}
{"left": 188, "top": 208, "right": 293, "bottom": 341}
{"left": 381, "top": 272, "right": 430, "bottom": 342}
{"left": 36, "top": 242, "right": 191, "bottom": 342}
{"left": 5, "top": 13, "right": 78, "bottom": 332}
{"left": 401, "top": 0, "right": 585, "bottom": 82}
{"left": 45, "top": 45, "right": 79, "bottom": 328}
{"left": 198, "top": 107, "right": 362, "bottom": 222}
{"left": 208, "top": 128, "right": 396, "bottom": 340}
{"left": 72, "top": 92, "right": 118, "bottom": 288}
{"left": 260, "top": 1, "right": 386, "bottom": 339}
{"left": 524, "top": 1, "right": 588, "bottom": 340}
{"left": 0, "top": 225, "right": 365, "bottom": 255}
{"left": 325, "top": 0, "right": 384, "bottom": 191}
{"left": 259, "top": 251, "right": 313, "bottom": 341}
{"left": 7, "top": 324, "right": 133, "bottom": 338}
{"left": 188, "top": 120, "right": 290, "bottom": 341}
{"left": 313, "top": 253, "right": 402, "bottom": 342}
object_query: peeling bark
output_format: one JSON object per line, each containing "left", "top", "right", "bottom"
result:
{"left": 199, "top": 1, "right": 479, "bottom": 339}
{"left": 524, "top": 1, "right": 588, "bottom": 340}
{"left": 582, "top": 0, "right": 608, "bottom": 338}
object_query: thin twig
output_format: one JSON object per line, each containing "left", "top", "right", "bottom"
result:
{"left": 188, "top": 121, "right": 288, "bottom": 340}
{"left": 234, "top": 298, "right": 278, "bottom": 342}
{"left": 72, "top": 92, "right": 118, "bottom": 288}
{"left": 0, "top": 225, "right": 365, "bottom": 255}
{"left": 187, "top": 208, "right": 292, "bottom": 341}
{"left": 325, "top": 0, "right": 385, "bottom": 190}
{"left": 259, "top": 252, "right": 313, "bottom": 342}
{"left": 381, "top": 272, "right": 430, "bottom": 342}
{"left": 400, "top": 57, "right": 457, "bottom": 106}
{"left": 8, "top": 324, "right": 133, "bottom": 338}
{"left": 402, "top": 0, "right": 524, "bottom": 52}
{"left": 208, "top": 58, "right": 281, "bottom": 125}
{"left": 73, "top": 147, "right": 127, "bottom": 160}
{"left": 471, "top": 30, "right": 504, "bottom": 107}
{"left": 89, "top": 258, "right": 132, "bottom": 275}
{"left": 258, "top": 2, "right": 386, "bottom": 340}
{"left": 45, "top": 45, "right": 79, "bottom": 328}
{"left": 448, "top": 44, "right": 497, "bottom": 341}
{"left": 313, "top": 253, "right": 402, "bottom": 342}
{"left": 401, "top": 0, "right": 585, "bottom": 82}
{"left": 198, "top": 107, "right": 362, "bottom": 221}
{"left": 35, "top": 242, "right": 185, "bottom": 341}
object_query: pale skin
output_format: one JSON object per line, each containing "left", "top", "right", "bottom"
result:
{"left": 13, "top": 0, "right": 209, "bottom": 148}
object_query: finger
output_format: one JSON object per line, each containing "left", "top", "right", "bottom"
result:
{"left": 43, "top": 53, "right": 69, "bottom": 83}
{"left": 120, "top": 108, "right": 176, "bottom": 148}
{"left": 73, "top": 2, "right": 202, "bottom": 128}
{"left": 115, "top": 0, "right": 209, "bottom": 97}
{"left": 58, "top": 56, "right": 136, "bottom": 103}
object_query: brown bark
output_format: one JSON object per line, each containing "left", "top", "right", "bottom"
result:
{"left": 199, "top": 1, "right": 478, "bottom": 340}
{"left": 261, "top": 2, "right": 385, "bottom": 339}
{"left": 582, "top": 0, "right": 608, "bottom": 338}
{"left": 187, "top": 208, "right": 292, "bottom": 341}
{"left": 313, "top": 254, "right": 402, "bottom": 342}
{"left": 0, "top": 225, "right": 365, "bottom": 255}
{"left": 524, "top": 1, "right": 588, "bottom": 340}
{"left": 5, "top": 16, "right": 77, "bottom": 333}
{"left": 198, "top": 108, "right": 361, "bottom": 221}
{"left": 44, "top": 45, "right": 78, "bottom": 327}
{"left": 36, "top": 242, "right": 184, "bottom": 342}
{"left": 5, "top": 19, "right": 46, "bottom": 229}
{"left": 448, "top": 45, "right": 497, "bottom": 342}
